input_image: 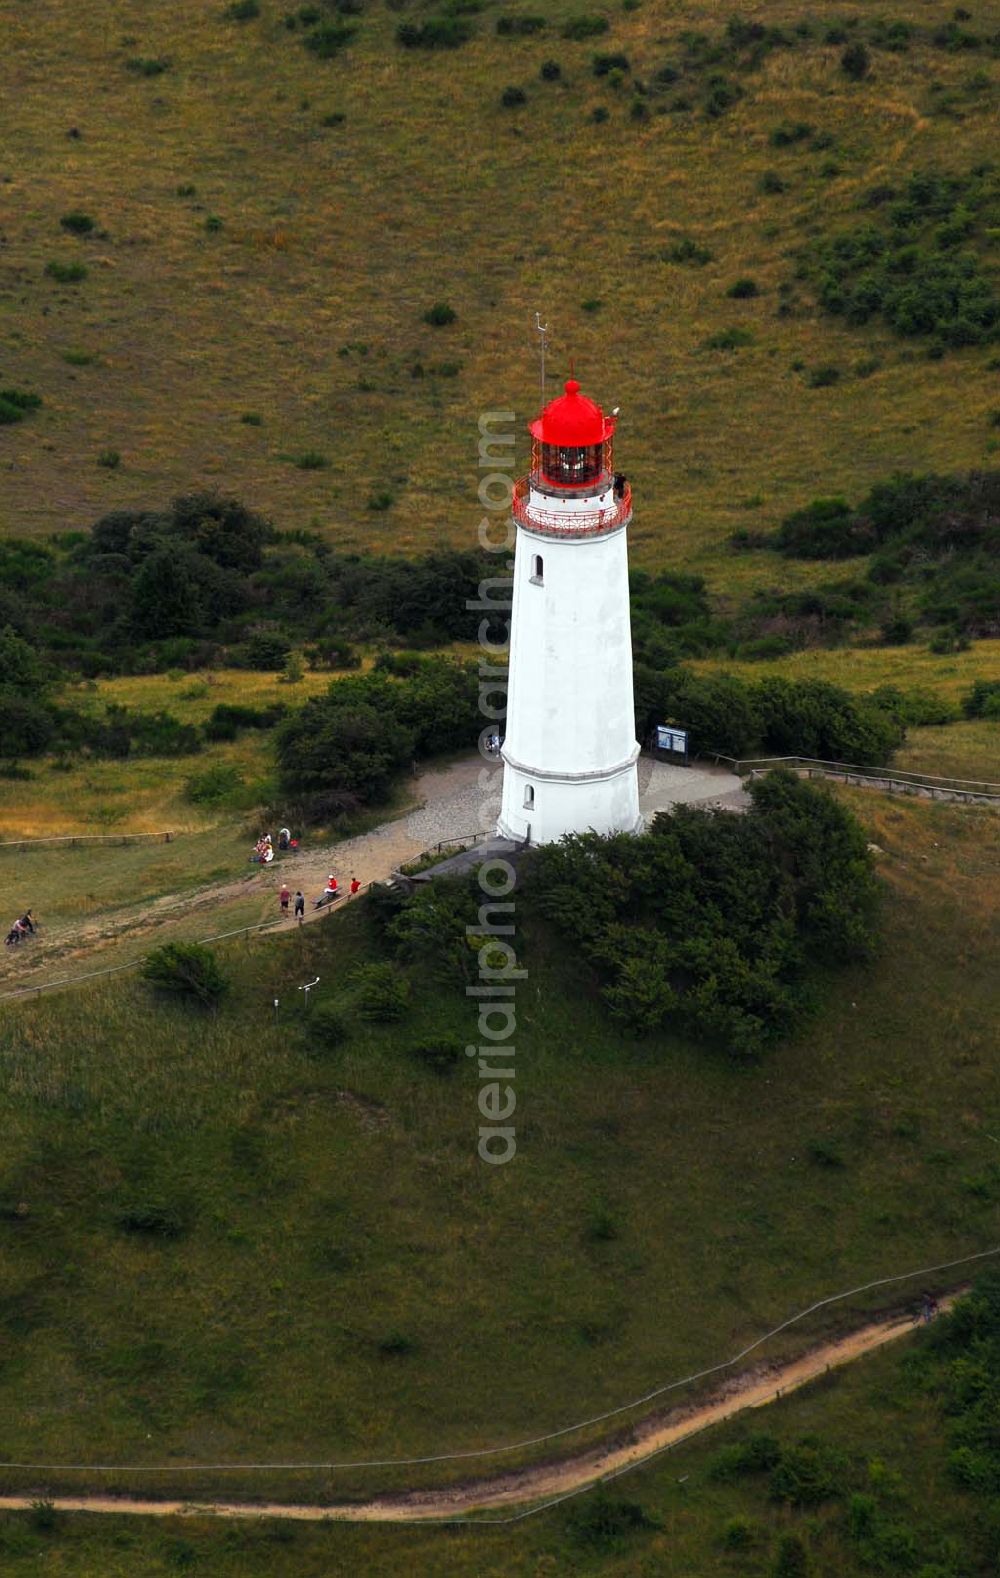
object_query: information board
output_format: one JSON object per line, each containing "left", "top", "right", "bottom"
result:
{"left": 656, "top": 725, "right": 689, "bottom": 756}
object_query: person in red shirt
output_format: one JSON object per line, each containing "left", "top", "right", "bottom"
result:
{"left": 279, "top": 885, "right": 290, "bottom": 913}
{"left": 350, "top": 876, "right": 361, "bottom": 896}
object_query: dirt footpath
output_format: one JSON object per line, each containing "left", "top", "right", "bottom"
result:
{"left": 0, "top": 1296, "right": 955, "bottom": 1525}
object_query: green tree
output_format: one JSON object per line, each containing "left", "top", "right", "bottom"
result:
{"left": 129, "top": 549, "right": 201, "bottom": 638}
{"left": 0, "top": 625, "right": 47, "bottom": 695}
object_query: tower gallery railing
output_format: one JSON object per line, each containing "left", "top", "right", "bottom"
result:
{"left": 512, "top": 477, "right": 632, "bottom": 536}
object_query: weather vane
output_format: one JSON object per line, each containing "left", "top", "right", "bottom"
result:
{"left": 534, "top": 311, "right": 549, "bottom": 407}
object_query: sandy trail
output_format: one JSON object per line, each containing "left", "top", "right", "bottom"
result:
{"left": 0, "top": 759, "right": 485, "bottom": 990}
{"left": 0, "top": 1297, "right": 953, "bottom": 1525}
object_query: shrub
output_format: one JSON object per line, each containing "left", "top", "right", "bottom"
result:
{"left": 304, "top": 21, "right": 356, "bottom": 57}
{"left": 225, "top": 0, "right": 260, "bottom": 15}
{"left": 351, "top": 962, "right": 411, "bottom": 1021}
{"left": 963, "top": 678, "right": 1000, "bottom": 719}
{"left": 97, "top": 448, "right": 121, "bottom": 469}
{"left": 722, "top": 1516, "right": 760, "bottom": 1550}
{"left": 240, "top": 411, "right": 262, "bottom": 425}
{"left": 708, "top": 1434, "right": 782, "bottom": 1480}
{"left": 44, "top": 259, "right": 87, "bottom": 282}
{"left": 116, "top": 1198, "right": 190, "bottom": 1237}
{"left": 769, "top": 120, "right": 812, "bottom": 147}
{"left": 497, "top": 14, "right": 545, "bottom": 35}
{"left": 367, "top": 489, "right": 395, "bottom": 510}
{"left": 540, "top": 59, "right": 561, "bottom": 79}
{"left": 841, "top": 41, "right": 870, "bottom": 78}
{"left": 60, "top": 210, "right": 95, "bottom": 234}
{"left": 727, "top": 277, "right": 759, "bottom": 298}
{"left": 663, "top": 235, "right": 712, "bottom": 265}
{"left": 501, "top": 84, "right": 526, "bottom": 106}
{"left": 593, "top": 51, "right": 629, "bottom": 75}
{"left": 562, "top": 15, "right": 609, "bottom": 42}
{"left": 423, "top": 301, "right": 456, "bottom": 326}
{"left": 203, "top": 701, "right": 284, "bottom": 739}
{"left": 29, "top": 1500, "right": 60, "bottom": 1534}
{"left": 703, "top": 74, "right": 742, "bottom": 117}
{"left": 204, "top": 214, "right": 223, "bottom": 232}
{"left": 243, "top": 630, "right": 291, "bottom": 669}
{"left": 759, "top": 170, "right": 787, "bottom": 195}
{"left": 807, "top": 1139, "right": 845, "bottom": 1168}
{"left": 184, "top": 764, "right": 246, "bottom": 804}
{"left": 592, "top": 105, "right": 609, "bottom": 122}
{"left": 807, "top": 365, "right": 839, "bottom": 387}
{"left": 704, "top": 326, "right": 754, "bottom": 350}
{"left": 565, "top": 1490, "right": 657, "bottom": 1549}
{"left": 310, "top": 1003, "right": 349, "bottom": 1050}
{"left": 0, "top": 387, "right": 42, "bottom": 424}
{"left": 408, "top": 1037, "right": 464, "bottom": 1074}
{"left": 295, "top": 451, "right": 329, "bottom": 469}
{"left": 126, "top": 56, "right": 171, "bottom": 76}
{"left": 771, "top": 1534, "right": 809, "bottom": 1577}
{"left": 376, "top": 1330, "right": 417, "bottom": 1356}
{"left": 397, "top": 18, "right": 473, "bottom": 48}
{"left": 141, "top": 942, "right": 229, "bottom": 1007}
{"left": 880, "top": 612, "right": 913, "bottom": 644}
{"left": 769, "top": 1440, "right": 847, "bottom": 1505}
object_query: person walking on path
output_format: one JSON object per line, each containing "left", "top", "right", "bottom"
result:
{"left": 294, "top": 891, "right": 305, "bottom": 924}
{"left": 350, "top": 876, "right": 361, "bottom": 896}
{"left": 279, "top": 885, "right": 290, "bottom": 915}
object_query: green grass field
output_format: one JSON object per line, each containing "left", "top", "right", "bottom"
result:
{"left": 0, "top": 789, "right": 997, "bottom": 1513}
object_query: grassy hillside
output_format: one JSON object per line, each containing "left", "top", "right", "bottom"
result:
{"left": 4, "top": 0, "right": 1000, "bottom": 592}
{"left": 0, "top": 790, "right": 997, "bottom": 1511}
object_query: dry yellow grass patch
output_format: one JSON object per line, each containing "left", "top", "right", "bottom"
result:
{"left": 692, "top": 640, "right": 1000, "bottom": 703}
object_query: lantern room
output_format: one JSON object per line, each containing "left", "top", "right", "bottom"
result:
{"left": 528, "top": 378, "right": 617, "bottom": 493}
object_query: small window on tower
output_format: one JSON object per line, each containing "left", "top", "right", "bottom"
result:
{"left": 523, "top": 785, "right": 534, "bottom": 809}
{"left": 530, "top": 555, "right": 543, "bottom": 585}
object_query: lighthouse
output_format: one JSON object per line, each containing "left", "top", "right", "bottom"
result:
{"left": 497, "top": 377, "right": 642, "bottom": 846}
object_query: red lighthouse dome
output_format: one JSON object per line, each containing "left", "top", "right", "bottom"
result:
{"left": 527, "top": 378, "right": 618, "bottom": 493}
{"left": 528, "top": 379, "right": 615, "bottom": 447}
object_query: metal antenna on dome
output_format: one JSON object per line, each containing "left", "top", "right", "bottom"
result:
{"left": 533, "top": 311, "right": 548, "bottom": 407}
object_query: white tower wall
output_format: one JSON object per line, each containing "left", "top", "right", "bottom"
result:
{"left": 497, "top": 498, "right": 641, "bottom": 846}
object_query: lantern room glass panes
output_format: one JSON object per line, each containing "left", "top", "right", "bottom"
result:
{"left": 540, "top": 442, "right": 603, "bottom": 488}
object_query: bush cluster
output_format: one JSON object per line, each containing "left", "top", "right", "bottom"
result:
{"left": 274, "top": 654, "right": 480, "bottom": 815}
{"left": 397, "top": 17, "right": 473, "bottom": 49}
{"left": 634, "top": 663, "right": 904, "bottom": 764}
{"left": 805, "top": 168, "right": 1000, "bottom": 347}
{"left": 525, "top": 771, "right": 881, "bottom": 1056}
{"left": 759, "top": 469, "right": 1000, "bottom": 638}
